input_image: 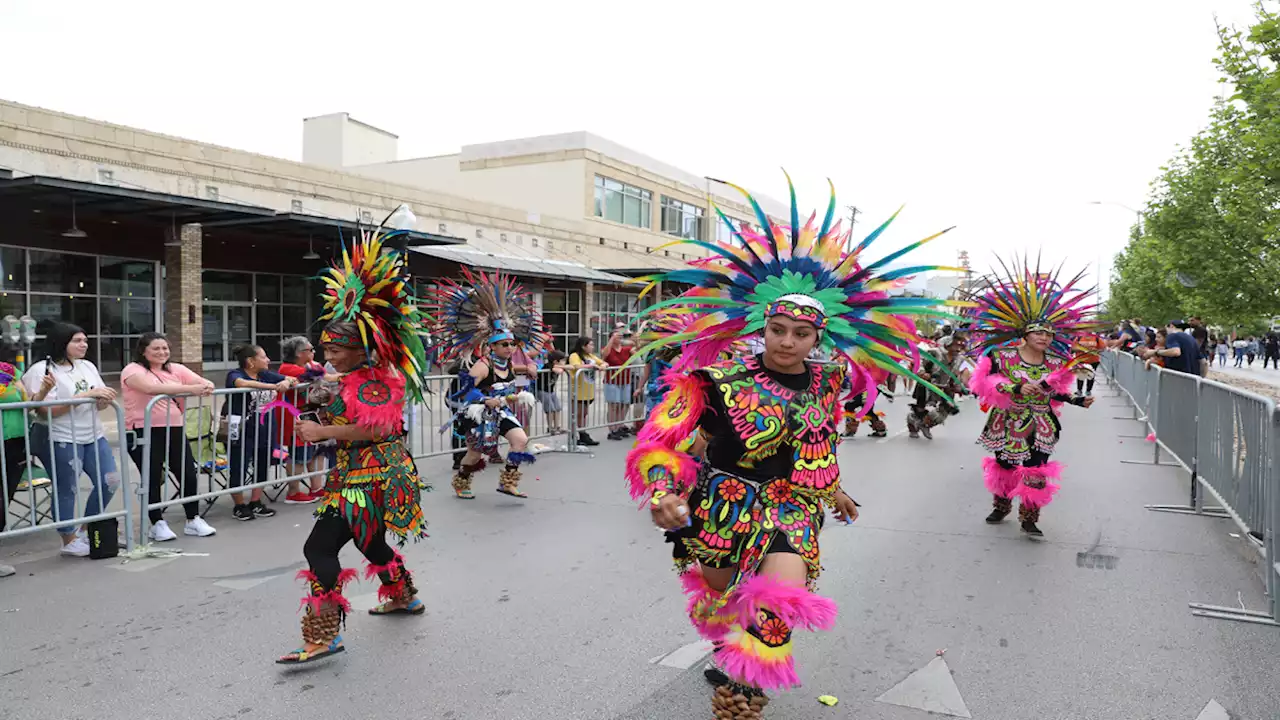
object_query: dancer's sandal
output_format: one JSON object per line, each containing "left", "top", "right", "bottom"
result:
{"left": 368, "top": 598, "right": 425, "bottom": 616}
{"left": 275, "top": 635, "right": 345, "bottom": 665}
{"left": 454, "top": 488, "right": 475, "bottom": 500}
{"left": 496, "top": 486, "right": 527, "bottom": 498}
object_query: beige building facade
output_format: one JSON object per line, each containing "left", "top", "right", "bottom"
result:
{"left": 0, "top": 99, "right": 787, "bottom": 367}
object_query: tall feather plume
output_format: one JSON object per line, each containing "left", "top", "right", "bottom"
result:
{"left": 632, "top": 174, "right": 964, "bottom": 396}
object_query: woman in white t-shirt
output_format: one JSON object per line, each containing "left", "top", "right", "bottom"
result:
{"left": 22, "top": 323, "right": 120, "bottom": 558}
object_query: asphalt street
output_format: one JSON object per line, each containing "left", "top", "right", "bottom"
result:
{"left": 2, "top": 375, "right": 1278, "bottom": 720}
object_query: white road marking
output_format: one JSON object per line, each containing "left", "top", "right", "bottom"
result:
{"left": 875, "top": 656, "right": 971, "bottom": 718}
{"left": 213, "top": 573, "right": 288, "bottom": 591}
{"left": 649, "top": 639, "right": 715, "bottom": 669}
{"left": 877, "top": 428, "right": 909, "bottom": 444}
{"left": 1195, "top": 699, "right": 1229, "bottom": 720}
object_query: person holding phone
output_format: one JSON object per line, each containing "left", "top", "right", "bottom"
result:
{"left": 23, "top": 323, "right": 122, "bottom": 556}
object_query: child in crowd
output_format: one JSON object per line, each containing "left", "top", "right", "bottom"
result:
{"left": 535, "top": 350, "right": 568, "bottom": 435}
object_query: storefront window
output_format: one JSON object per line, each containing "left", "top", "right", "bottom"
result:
{"left": 592, "top": 291, "right": 644, "bottom": 348}
{"left": 0, "top": 246, "right": 158, "bottom": 373}
{"left": 540, "top": 289, "right": 581, "bottom": 353}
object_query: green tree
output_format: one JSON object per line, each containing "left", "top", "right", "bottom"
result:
{"left": 1110, "top": 2, "right": 1280, "bottom": 327}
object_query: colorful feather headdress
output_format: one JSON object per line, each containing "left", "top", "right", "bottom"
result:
{"left": 427, "top": 267, "right": 551, "bottom": 362}
{"left": 631, "top": 173, "right": 965, "bottom": 396}
{"left": 317, "top": 224, "right": 431, "bottom": 403}
{"left": 631, "top": 306, "right": 750, "bottom": 363}
{"left": 963, "top": 255, "right": 1107, "bottom": 360}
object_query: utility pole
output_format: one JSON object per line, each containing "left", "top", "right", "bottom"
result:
{"left": 846, "top": 205, "right": 860, "bottom": 251}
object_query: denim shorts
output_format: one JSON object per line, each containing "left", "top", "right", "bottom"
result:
{"left": 536, "top": 390, "right": 562, "bottom": 413}
{"left": 604, "top": 384, "right": 632, "bottom": 404}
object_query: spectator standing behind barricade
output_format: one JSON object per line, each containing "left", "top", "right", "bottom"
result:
{"left": 567, "top": 336, "right": 607, "bottom": 446}
{"left": 22, "top": 323, "right": 120, "bottom": 557}
{"left": 1, "top": 340, "right": 31, "bottom": 572}
{"left": 225, "top": 345, "right": 294, "bottom": 522}
{"left": 1144, "top": 330, "right": 1168, "bottom": 370}
{"left": 1266, "top": 332, "right": 1280, "bottom": 369}
{"left": 1216, "top": 337, "right": 1229, "bottom": 367}
{"left": 1143, "top": 322, "right": 1199, "bottom": 376}
{"left": 120, "top": 332, "right": 217, "bottom": 542}
{"left": 278, "top": 336, "right": 326, "bottom": 503}
{"left": 602, "top": 330, "right": 635, "bottom": 441}
{"left": 1233, "top": 336, "right": 1248, "bottom": 367}
{"left": 535, "top": 350, "right": 567, "bottom": 435}
{"left": 1247, "top": 336, "right": 1259, "bottom": 366}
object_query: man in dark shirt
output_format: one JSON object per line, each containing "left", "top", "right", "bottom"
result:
{"left": 1149, "top": 321, "right": 1201, "bottom": 375}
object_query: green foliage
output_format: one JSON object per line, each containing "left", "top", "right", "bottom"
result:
{"left": 1110, "top": 2, "right": 1280, "bottom": 328}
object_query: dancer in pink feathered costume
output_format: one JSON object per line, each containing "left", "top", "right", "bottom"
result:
{"left": 965, "top": 257, "right": 1105, "bottom": 538}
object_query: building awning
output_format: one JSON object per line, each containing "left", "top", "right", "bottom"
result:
{"left": 202, "top": 212, "right": 463, "bottom": 246}
{"left": 0, "top": 174, "right": 278, "bottom": 225}
{"left": 410, "top": 245, "right": 631, "bottom": 284}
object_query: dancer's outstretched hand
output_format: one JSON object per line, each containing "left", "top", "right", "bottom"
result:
{"left": 650, "top": 493, "right": 690, "bottom": 531}
{"left": 1081, "top": 396, "right": 1096, "bottom": 409}
{"left": 832, "top": 491, "right": 860, "bottom": 525}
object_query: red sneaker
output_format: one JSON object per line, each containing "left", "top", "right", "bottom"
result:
{"left": 284, "top": 492, "right": 315, "bottom": 504}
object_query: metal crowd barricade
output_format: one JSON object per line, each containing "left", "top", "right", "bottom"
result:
{"left": 0, "top": 397, "right": 135, "bottom": 552}
{"left": 401, "top": 367, "right": 578, "bottom": 466}
{"left": 568, "top": 365, "right": 646, "bottom": 447}
{"left": 1103, "top": 349, "right": 1279, "bottom": 627}
{"left": 135, "top": 386, "right": 327, "bottom": 546}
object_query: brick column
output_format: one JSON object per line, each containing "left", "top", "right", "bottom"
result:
{"left": 582, "top": 281, "right": 595, "bottom": 345}
{"left": 163, "top": 223, "right": 203, "bottom": 374}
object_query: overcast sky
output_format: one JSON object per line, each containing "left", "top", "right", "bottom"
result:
{"left": 0, "top": 0, "right": 1259, "bottom": 297}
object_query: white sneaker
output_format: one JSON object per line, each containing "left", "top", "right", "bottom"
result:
{"left": 0, "top": 564, "right": 14, "bottom": 577}
{"left": 149, "top": 520, "right": 178, "bottom": 542}
{"left": 60, "top": 537, "right": 91, "bottom": 557}
{"left": 184, "top": 517, "right": 216, "bottom": 537}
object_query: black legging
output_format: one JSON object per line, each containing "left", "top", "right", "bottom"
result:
{"left": 128, "top": 426, "right": 199, "bottom": 522}
{"left": 0, "top": 437, "right": 27, "bottom": 533}
{"left": 303, "top": 514, "right": 397, "bottom": 590}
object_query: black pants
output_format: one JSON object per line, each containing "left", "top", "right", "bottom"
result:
{"left": 0, "top": 437, "right": 27, "bottom": 533}
{"left": 1076, "top": 361, "right": 1099, "bottom": 394}
{"left": 128, "top": 427, "right": 199, "bottom": 522}
{"left": 303, "top": 514, "right": 397, "bottom": 590}
{"left": 996, "top": 448, "right": 1051, "bottom": 470}
{"left": 1267, "top": 353, "right": 1280, "bottom": 369}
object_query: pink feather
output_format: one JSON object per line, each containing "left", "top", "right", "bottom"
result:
{"left": 1044, "top": 366, "right": 1075, "bottom": 395}
{"left": 681, "top": 571, "right": 732, "bottom": 642}
{"left": 259, "top": 399, "right": 300, "bottom": 418}
{"left": 969, "top": 354, "right": 1013, "bottom": 409}
{"left": 982, "top": 456, "right": 1019, "bottom": 497}
{"left": 1013, "top": 462, "right": 1063, "bottom": 508}
{"left": 718, "top": 637, "right": 801, "bottom": 690}
{"left": 729, "top": 573, "right": 838, "bottom": 632}
{"left": 1145, "top": 433, "right": 1156, "bottom": 443}
{"left": 624, "top": 440, "right": 697, "bottom": 502}
{"left": 635, "top": 371, "right": 707, "bottom": 447}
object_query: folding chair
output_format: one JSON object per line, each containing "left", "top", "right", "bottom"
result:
{"left": 184, "top": 406, "right": 228, "bottom": 513}
{"left": 8, "top": 465, "right": 55, "bottom": 529}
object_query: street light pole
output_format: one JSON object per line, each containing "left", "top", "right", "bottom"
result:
{"left": 1088, "top": 201, "right": 1145, "bottom": 304}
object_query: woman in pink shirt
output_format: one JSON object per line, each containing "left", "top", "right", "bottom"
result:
{"left": 119, "top": 332, "right": 218, "bottom": 542}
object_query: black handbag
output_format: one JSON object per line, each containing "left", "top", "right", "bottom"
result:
{"left": 86, "top": 518, "right": 119, "bottom": 559}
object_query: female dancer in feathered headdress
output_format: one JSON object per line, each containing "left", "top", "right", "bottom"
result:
{"left": 428, "top": 269, "right": 551, "bottom": 500}
{"left": 966, "top": 257, "right": 1104, "bottom": 538}
{"left": 277, "top": 223, "right": 432, "bottom": 664}
{"left": 625, "top": 175, "right": 960, "bottom": 717}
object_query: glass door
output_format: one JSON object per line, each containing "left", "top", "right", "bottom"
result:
{"left": 202, "top": 302, "right": 254, "bottom": 370}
